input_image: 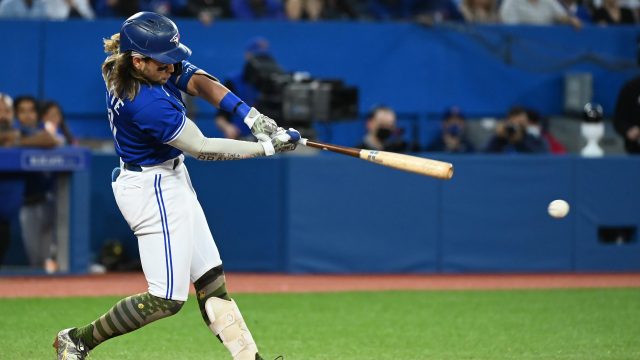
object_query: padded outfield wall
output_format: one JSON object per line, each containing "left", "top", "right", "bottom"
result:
{"left": 86, "top": 154, "right": 640, "bottom": 273}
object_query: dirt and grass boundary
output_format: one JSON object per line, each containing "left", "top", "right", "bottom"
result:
{"left": 1, "top": 273, "right": 639, "bottom": 298}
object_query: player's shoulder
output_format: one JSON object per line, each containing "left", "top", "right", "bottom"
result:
{"left": 134, "top": 84, "right": 174, "bottom": 105}
{"left": 120, "top": 85, "right": 177, "bottom": 118}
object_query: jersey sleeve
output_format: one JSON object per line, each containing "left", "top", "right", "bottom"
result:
{"left": 170, "top": 60, "right": 201, "bottom": 93}
{"left": 133, "top": 100, "right": 187, "bottom": 144}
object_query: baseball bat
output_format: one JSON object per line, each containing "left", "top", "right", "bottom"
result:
{"left": 298, "top": 138, "right": 454, "bottom": 180}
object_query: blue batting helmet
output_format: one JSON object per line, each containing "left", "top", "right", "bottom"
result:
{"left": 119, "top": 12, "right": 191, "bottom": 64}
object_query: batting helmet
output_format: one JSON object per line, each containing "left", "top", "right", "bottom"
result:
{"left": 119, "top": 12, "right": 191, "bottom": 64}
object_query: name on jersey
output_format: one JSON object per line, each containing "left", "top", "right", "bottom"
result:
{"left": 110, "top": 95, "right": 125, "bottom": 115}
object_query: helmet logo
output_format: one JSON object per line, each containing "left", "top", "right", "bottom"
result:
{"left": 170, "top": 33, "right": 180, "bottom": 46}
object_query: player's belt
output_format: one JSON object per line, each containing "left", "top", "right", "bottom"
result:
{"left": 124, "top": 158, "right": 180, "bottom": 172}
{"left": 123, "top": 163, "right": 143, "bottom": 172}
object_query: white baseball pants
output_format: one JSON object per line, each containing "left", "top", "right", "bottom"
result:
{"left": 112, "top": 155, "right": 222, "bottom": 301}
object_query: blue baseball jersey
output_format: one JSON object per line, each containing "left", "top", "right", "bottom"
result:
{"left": 106, "top": 60, "right": 200, "bottom": 165}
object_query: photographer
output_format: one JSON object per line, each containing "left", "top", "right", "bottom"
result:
{"left": 358, "top": 105, "right": 407, "bottom": 152}
{"left": 484, "top": 106, "right": 549, "bottom": 154}
{"left": 425, "top": 106, "right": 475, "bottom": 153}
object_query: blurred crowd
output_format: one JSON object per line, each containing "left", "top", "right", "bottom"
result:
{"left": 0, "top": 0, "right": 638, "bottom": 26}
{"left": 0, "top": 92, "right": 76, "bottom": 273}
{"left": 358, "top": 104, "right": 569, "bottom": 155}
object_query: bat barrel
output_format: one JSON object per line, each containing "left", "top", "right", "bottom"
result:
{"left": 360, "top": 150, "right": 453, "bottom": 179}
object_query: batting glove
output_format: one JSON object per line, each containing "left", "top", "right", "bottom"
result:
{"left": 244, "top": 107, "right": 278, "bottom": 142}
{"left": 271, "top": 127, "right": 300, "bottom": 153}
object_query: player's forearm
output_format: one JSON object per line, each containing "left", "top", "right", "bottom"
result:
{"left": 168, "top": 117, "right": 269, "bottom": 160}
{"left": 188, "top": 72, "right": 230, "bottom": 108}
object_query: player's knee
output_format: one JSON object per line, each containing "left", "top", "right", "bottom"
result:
{"left": 194, "top": 264, "right": 230, "bottom": 301}
{"left": 148, "top": 294, "right": 185, "bottom": 316}
{"left": 169, "top": 299, "right": 185, "bottom": 315}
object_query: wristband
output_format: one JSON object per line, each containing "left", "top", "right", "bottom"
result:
{"left": 219, "top": 92, "right": 250, "bottom": 119}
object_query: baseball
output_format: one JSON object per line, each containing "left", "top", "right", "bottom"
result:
{"left": 548, "top": 199, "right": 570, "bottom": 218}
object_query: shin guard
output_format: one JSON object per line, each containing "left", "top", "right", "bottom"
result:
{"left": 205, "top": 297, "right": 258, "bottom": 360}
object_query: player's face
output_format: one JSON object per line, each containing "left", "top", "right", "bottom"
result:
{"left": 140, "top": 58, "right": 175, "bottom": 84}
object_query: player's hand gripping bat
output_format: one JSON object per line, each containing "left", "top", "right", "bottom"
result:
{"left": 298, "top": 138, "right": 453, "bottom": 180}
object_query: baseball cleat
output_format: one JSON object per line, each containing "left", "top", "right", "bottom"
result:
{"left": 53, "top": 328, "right": 90, "bottom": 360}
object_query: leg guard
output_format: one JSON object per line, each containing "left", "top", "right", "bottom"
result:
{"left": 205, "top": 297, "right": 258, "bottom": 360}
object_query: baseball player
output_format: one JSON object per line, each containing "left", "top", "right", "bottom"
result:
{"left": 54, "top": 12, "right": 298, "bottom": 360}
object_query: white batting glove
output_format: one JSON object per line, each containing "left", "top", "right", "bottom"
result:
{"left": 244, "top": 107, "right": 278, "bottom": 141}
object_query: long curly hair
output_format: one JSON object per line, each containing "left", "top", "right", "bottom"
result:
{"left": 102, "top": 33, "right": 151, "bottom": 100}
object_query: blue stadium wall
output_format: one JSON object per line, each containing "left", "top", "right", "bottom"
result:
{"left": 2, "top": 20, "right": 640, "bottom": 273}
{"left": 89, "top": 153, "right": 640, "bottom": 273}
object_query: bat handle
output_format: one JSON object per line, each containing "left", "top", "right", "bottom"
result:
{"left": 298, "top": 138, "right": 309, "bottom": 146}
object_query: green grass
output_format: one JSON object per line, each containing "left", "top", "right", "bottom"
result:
{"left": 1, "top": 289, "right": 639, "bottom": 359}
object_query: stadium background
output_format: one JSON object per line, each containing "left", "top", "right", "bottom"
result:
{"left": 1, "top": 15, "right": 640, "bottom": 360}
{"left": 2, "top": 20, "right": 639, "bottom": 273}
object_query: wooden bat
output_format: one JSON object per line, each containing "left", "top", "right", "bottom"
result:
{"left": 298, "top": 138, "right": 454, "bottom": 180}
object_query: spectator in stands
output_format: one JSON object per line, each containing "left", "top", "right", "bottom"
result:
{"left": 321, "top": 0, "right": 359, "bottom": 19}
{"left": 526, "top": 108, "right": 567, "bottom": 154}
{"left": 367, "top": 0, "right": 464, "bottom": 22}
{"left": 0, "top": 0, "right": 47, "bottom": 18}
{"left": 499, "top": 0, "right": 583, "bottom": 28}
{"left": 93, "top": 0, "right": 140, "bottom": 17}
{"left": 619, "top": 0, "right": 640, "bottom": 20}
{"left": 425, "top": 106, "right": 475, "bottom": 153}
{"left": 41, "top": 101, "right": 76, "bottom": 146}
{"left": 285, "top": 0, "right": 359, "bottom": 20}
{"left": 285, "top": 0, "right": 324, "bottom": 21}
{"left": 45, "top": 0, "right": 95, "bottom": 19}
{"left": 0, "top": 93, "right": 19, "bottom": 147}
{"left": 13, "top": 96, "right": 58, "bottom": 272}
{"left": 14, "top": 96, "right": 58, "bottom": 148}
{"left": 186, "top": 0, "right": 231, "bottom": 25}
{"left": 593, "top": 0, "right": 636, "bottom": 24}
{"left": 558, "top": 0, "right": 593, "bottom": 23}
{"left": 460, "top": 0, "right": 500, "bottom": 23}
{"left": 0, "top": 93, "right": 21, "bottom": 267}
{"left": 230, "top": 0, "right": 284, "bottom": 19}
{"left": 484, "top": 106, "right": 550, "bottom": 154}
{"left": 357, "top": 105, "right": 407, "bottom": 152}
{"left": 414, "top": 0, "right": 465, "bottom": 25}
{"left": 139, "top": 0, "right": 188, "bottom": 16}
{"left": 613, "top": 75, "right": 640, "bottom": 154}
